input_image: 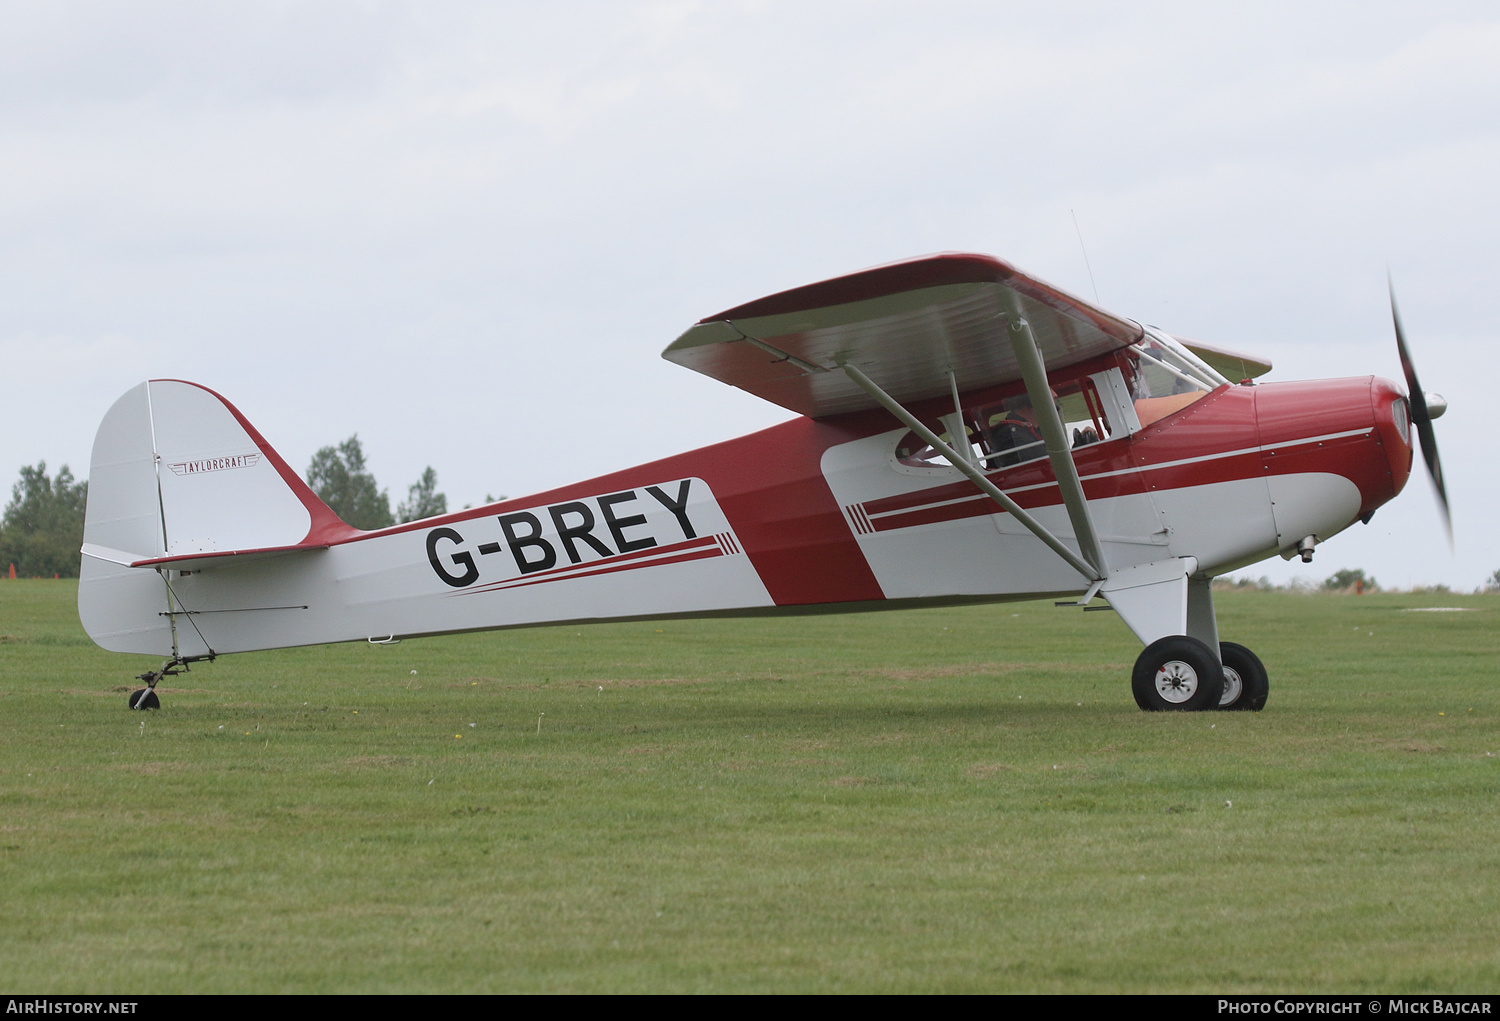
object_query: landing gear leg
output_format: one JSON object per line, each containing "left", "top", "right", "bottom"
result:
{"left": 1215, "top": 642, "right": 1269, "bottom": 711}
{"left": 128, "top": 656, "right": 191, "bottom": 710}
{"left": 1131, "top": 636, "right": 1224, "bottom": 712}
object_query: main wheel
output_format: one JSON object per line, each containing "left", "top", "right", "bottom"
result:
{"left": 1131, "top": 636, "right": 1224, "bottom": 712}
{"left": 1215, "top": 642, "right": 1269, "bottom": 711}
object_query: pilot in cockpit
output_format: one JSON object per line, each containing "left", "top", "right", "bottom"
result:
{"left": 981, "top": 396, "right": 1045, "bottom": 467}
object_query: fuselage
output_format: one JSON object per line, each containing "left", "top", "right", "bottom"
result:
{"left": 78, "top": 355, "right": 1414, "bottom": 659}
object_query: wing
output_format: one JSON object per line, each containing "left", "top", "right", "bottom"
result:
{"left": 1171, "top": 336, "right": 1272, "bottom": 381}
{"left": 663, "top": 252, "right": 1143, "bottom": 418}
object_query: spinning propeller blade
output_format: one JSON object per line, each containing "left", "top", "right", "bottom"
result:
{"left": 1389, "top": 278, "right": 1451, "bottom": 542}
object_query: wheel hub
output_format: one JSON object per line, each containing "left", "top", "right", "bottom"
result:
{"left": 1153, "top": 660, "right": 1199, "bottom": 703}
{"left": 1219, "top": 665, "right": 1243, "bottom": 707}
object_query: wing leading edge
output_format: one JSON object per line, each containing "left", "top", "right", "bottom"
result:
{"left": 663, "top": 252, "right": 1144, "bottom": 418}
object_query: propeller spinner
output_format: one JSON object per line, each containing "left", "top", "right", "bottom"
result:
{"left": 1389, "top": 278, "right": 1451, "bottom": 541}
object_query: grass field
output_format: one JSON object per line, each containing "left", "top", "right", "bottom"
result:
{"left": 1, "top": 579, "right": 1497, "bottom": 993}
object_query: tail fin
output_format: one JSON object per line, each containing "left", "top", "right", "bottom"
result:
{"left": 79, "top": 380, "right": 354, "bottom": 654}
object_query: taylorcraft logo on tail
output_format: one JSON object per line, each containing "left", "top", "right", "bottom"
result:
{"left": 167, "top": 453, "right": 260, "bottom": 476}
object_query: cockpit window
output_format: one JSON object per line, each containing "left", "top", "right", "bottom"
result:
{"left": 894, "top": 335, "right": 1230, "bottom": 470}
{"left": 894, "top": 379, "right": 1112, "bottom": 470}
{"left": 1129, "top": 338, "right": 1217, "bottom": 397}
{"left": 1125, "top": 334, "right": 1225, "bottom": 428}
{"left": 895, "top": 424, "right": 970, "bottom": 468}
{"left": 974, "top": 393, "right": 1047, "bottom": 468}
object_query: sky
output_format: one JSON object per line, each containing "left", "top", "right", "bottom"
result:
{"left": 1, "top": 1, "right": 1496, "bottom": 590}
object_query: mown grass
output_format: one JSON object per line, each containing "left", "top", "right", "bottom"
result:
{"left": 0, "top": 580, "right": 1497, "bottom": 993}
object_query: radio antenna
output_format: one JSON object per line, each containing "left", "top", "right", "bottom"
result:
{"left": 1071, "top": 208, "right": 1101, "bottom": 306}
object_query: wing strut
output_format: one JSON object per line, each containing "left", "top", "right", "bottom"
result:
{"left": 1007, "top": 316, "right": 1109, "bottom": 578}
{"left": 838, "top": 362, "right": 1103, "bottom": 583}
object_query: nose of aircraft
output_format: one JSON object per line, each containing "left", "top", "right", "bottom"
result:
{"left": 1252, "top": 375, "right": 1413, "bottom": 530}
{"left": 1371, "top": 376, "right": 1416, "bottom": 503}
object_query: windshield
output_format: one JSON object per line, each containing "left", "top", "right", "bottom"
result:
{"left": 1123, "top": 330, "right": 1228, "bottom": 428}
{"left": 1130, "top": 330, "right": 1230, "bottom": 397}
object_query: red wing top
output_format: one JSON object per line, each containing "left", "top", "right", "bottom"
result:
{"left": 663, "top": 252, "right": 1145, "bottom": 418}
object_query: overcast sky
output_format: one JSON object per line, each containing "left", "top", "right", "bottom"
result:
{"left": 2, "top": 1, "right": 1495, "bottom": 589}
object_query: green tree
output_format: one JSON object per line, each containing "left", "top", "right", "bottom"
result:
{"left": 0, "top": 462, "right": 88, "bottom": 577}
{"left": 1323, "top": 568, "right": 1376, "bottom": 593}
{"left": 306, "top": 436, "right": 393, "bottom": 530}
{"left": 1487, "top": 569, "right": 1500, "bottom": 594}
{"left": 397, "top": 466, "right": 448, "bottom": 523}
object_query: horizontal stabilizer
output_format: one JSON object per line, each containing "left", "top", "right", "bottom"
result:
{"left": 80, "top": 542, "right": 151, "bottom": 567}
{"left": 125, "top": 543, "right": 329, "bottom": 572}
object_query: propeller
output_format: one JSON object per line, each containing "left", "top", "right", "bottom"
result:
{"left": 1388, "top": 277, "right": 1451, "bottom": 542}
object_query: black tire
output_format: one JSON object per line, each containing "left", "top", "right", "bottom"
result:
{"left": 1215, "top": 642, "right": 1269, "bottom": 711}
{"left": 1131, "top": 636, "right": 1224, "bottom": 712}
{"left": 128, "top": 689, "right": 160, "bottom": 710}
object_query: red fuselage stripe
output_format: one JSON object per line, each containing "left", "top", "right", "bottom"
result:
{"left": 457, "top": 533, "right": 722, "bottom": 595}
{"left": 458, "top": 545, "right": 724, "bottom": 594}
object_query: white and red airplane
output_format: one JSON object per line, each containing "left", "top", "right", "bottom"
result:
{"left": 77, "top": 253, "right": 1447, "bottom": 713}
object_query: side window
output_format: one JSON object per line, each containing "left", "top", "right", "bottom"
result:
{"left": 892, "top": 379, "right": 1113, "bottom": 472}
{"left": 973, "top": 393, "right": 1045, "bottom": 468}
{"left": 1057, "top": 384, "right": 1111, "bottom": 448}
{"left": 895, "top": 420, "right": 975, "bottom": 468}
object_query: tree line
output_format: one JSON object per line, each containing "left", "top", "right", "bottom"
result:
{"left": 1, "top": 436, "right": 453, "bottom": 577}
{"left": 304, "top": 435, "right": 449, "bottom": 530}
{"left": 0, "top": 463, "right": 87, "bottom": 578}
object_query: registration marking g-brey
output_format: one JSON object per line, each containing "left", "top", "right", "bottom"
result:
{"left": 421, "top": 477, "right": 760, "bottom": 598}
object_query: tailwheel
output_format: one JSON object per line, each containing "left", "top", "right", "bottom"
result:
{"left": 1131, "top": 635, "right": 1224, "bottom": 712}
{"left": 127, "top": 656, "right": 192, "bottom": 710}
{"left": 128, "top": 688, "right": 160, "bottom": 710}
{"left": 1215, "top": 642, "right": 1269, "bottom": 711}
